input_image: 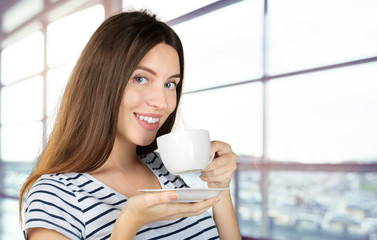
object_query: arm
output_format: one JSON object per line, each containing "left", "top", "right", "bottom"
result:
{"left": 110, "top": 192, "right": 219, "bottom": 240}
{"left": 27, "top": 193, "right": 218, "bottom": 240}
{"left": 213, "top": 190, "right": 241, "bottom": 239}
{"left": 200, "top": 141, "right": 242, "bottom": 239}
{"left": 28, "top": 228, "right": 71, "bottom": 240}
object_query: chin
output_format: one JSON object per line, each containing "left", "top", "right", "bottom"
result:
{"left": 136, "top": 136, "right": 156, "bottom": 147}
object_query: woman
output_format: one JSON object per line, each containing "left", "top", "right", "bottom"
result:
{"left": 19, "top": 10, "right": 241, "bottom": 239}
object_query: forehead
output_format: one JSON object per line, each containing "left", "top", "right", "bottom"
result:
{"left": 138, "top": 43, "right": 180, "bottom": 69}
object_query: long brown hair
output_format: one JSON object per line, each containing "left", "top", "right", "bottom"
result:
{"left": 19, "top": 10, "right": 184, "bottom": 222}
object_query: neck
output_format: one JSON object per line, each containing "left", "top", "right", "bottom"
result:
{"left": 102, "top": 138, "right": 139, "bottom": 172}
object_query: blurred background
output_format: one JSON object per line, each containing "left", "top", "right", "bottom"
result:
{"left": 0, "top": 0, "right": 377, "bottom": 239}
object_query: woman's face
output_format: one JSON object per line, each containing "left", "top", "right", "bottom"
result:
{"left": 117, "top": 43, "right": 181, "bottom": 147}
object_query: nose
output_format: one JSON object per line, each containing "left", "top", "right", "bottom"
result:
{"left": 146, "top": 85, "right": 168, "bottom": 110}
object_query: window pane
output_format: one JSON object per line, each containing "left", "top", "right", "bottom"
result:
{"left": 47, "top": 4, "right": 104, "bottom": 67}
{"left": 173, "top": 0, "right": 263, "bottom": 92}
{"left": 2, "top": 162, "right": 33, "bottom": 197}
{"left": 175, "top": 82, "right": 263, "bottom": 158}
{"left": 2, "top": 0, "right": 43, "bottom": 33}
{"left": 1, "top": 31, "right": 44, "bottom": 84}
{"left": 267, "top": 62, "right": 377, "bottom": 163}
{"left": 1, "top": 76, "right": 43, "bottom": 124}
{"left": 123, "top": 0, "right": 219, "bottom": 21}
{"left": 0, "top": 198, "right": 23, "bottom": 239}
{"left": 267, "top": 171, "right": 377, "bottom": 240}
{"left": 268, "top": 0, "right": 377, "bottom": 74}
{"left": 1, "top": 122, "right": 43, "bottom": 162}
{"left": 238, "top": 170, "right": 262, "bottom": 237}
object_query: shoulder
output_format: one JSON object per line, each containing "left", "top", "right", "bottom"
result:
{"left": 26, "top": 173, "right": 88, "bottom": 203}
{"left": 24, "top": 173, "right": 85, "bottom": 240}
{"left": 27, "top": 173, "right": 80, "bottom": 204}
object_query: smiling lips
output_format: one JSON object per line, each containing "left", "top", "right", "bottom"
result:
{"left": 134, "top": 113, "right": 161, "bottom": 130}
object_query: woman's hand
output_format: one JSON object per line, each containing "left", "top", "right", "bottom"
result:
{"left": 200, "top": 141, "right": 237, "bottom": 188}
{"left": 110, "top": 191, "right": 219, "bottom": 239}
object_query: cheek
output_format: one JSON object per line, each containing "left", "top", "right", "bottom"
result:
{"left": 168, "top": 95, "right": 177, "bottom": 114}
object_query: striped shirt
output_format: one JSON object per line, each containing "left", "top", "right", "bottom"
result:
{"left": 23, "top": 152, "right": 219, "bottom": 239}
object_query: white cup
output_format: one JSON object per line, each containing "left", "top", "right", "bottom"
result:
{"left": 156, "top": 129, "right": 213, "bottom": 175}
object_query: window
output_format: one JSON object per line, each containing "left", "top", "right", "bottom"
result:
{"left": 0, "top": 2, "right": 104, "bottom": 239}
{"left": 1, "top": 0, "right": 377, "bottom": 239}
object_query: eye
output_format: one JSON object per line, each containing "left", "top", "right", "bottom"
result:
{"left": 135, "top": 76, "right": 147, "bottom": 84}
{"left": 164, "top": 82, "right": 177, "bottom": 90}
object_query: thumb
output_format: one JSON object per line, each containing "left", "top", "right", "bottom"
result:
{"left": 146, "top": 191, "right": 178, "bottom": 206}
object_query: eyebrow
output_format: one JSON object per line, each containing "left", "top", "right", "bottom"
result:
{"left": 135, "top": 66, "right": 181, "bottom": 80}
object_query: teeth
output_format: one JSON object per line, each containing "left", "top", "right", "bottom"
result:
{"left": 136, "top": 114, "right": 160, "bottom": 124}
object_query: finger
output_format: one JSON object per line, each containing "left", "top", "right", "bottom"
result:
{"left": 204, "top": 152, "right": 237, "bottom": 172}
{"left": 144, "top": 191, "right": 178, "bottom": 206}
{"left": 201, "top": 165, "right": 232, "bottom": 179}
{"left": 200, "top": 170, "right": 232, "bottom": 183}
{"left": 162, "top": 197, "right": 219, "bottom": 220}
{"left": 210, "top": 141, "right": 232, "bottom": 157}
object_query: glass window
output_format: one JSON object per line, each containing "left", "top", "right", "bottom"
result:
{"left": 238, "top": 170, "right": 262, "bottom": 237}
{"left": 2, "top": 162, "right": 34, "bottom": 197}
{"left": 268, "top": 0, "right": 377, "bottom": 74}
{"left": 175, "top": 82, "right": 263, "bottom": 158}
{"left": 0, "top": 198, "right": 23, "bottom": 239}
{"left": 267, "top": 62, "right": 377, "bottom": 163}
{"left": 1, "top": 122, "right": 43, "bottom": 162}
{"left": 46, "top": 4, "right": 104, "bottom": 67}
{"left": 1, "top": 0, "right": 44, "bottom": 33}
{"left": 173, "top": 0, "right": 263, "bottom": 92}
{"left": 267, "top": 171, "right": 377, "bottom": 240}
{"left": 1, "top": 76, "right": 43, "bottom": 124}
{"left": 1, "top": 31, "right": 44, "bottom": 85}
{"left": 123, "top": 0, "right": 219, "bottom": 21}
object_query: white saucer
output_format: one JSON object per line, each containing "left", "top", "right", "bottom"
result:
{"left": 138, "top": 188, "right": 229, "bottom": 202}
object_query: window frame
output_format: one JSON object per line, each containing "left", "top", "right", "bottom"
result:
{"left": 0, "top": 0, "right": 376, "bottom": 239}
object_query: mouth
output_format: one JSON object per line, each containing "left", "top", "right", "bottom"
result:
{"left": 134, "top": 113, "right": 162, "bottom": 130}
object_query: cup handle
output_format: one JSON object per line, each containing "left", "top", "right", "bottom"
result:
{"left": 208, "top": 153, "right": 215, "bottom": 164}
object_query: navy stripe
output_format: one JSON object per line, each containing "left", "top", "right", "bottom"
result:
{"left": 78, "top": 180, "right": 93, "bottom": 188}
{"left": 145, "top": 154, "right": 158, "bottom": 164}
{"left": 147, "top": 216, "right": 213, "bottom": 240}
{"left": 66, "top": 173, "right": 83, "bottom": 181}
{"left": 26, "top": 218, "right": 80, "bottom": 239}
{"left": 99, "top": 233, "right": 112, "bottom": 240}
{"left": 34, "top": 182, "right": 75, "bottom": 197}
{"left": 112, "top": 199, "right": 127, "bottom": 205}
{"left": 99, "top": 193, "right": 116, "bottom": 200}
{"left": 136, "top": 217, "right": 187, "bottom": 235}
{"left": 171, "top": 177, "right": 179, "bottom": 183}
{"left": 29, "top": 209, "right": 82, "bottom": 234}
{"left": 38, "top": 177, "right": 66, "bottom": 186}
{"left": 83, "top": 202, "right": 102, "bottom": 213}
{"left": 89, "top": 186, "right": 104, "bottom": 194}
{"left": 152, "top": 163, "right": 164, "bottom": 170}
{"left": 28, "top": 199, "right": 85, "bottom": 227}
{"left": 78, "top": 196, "right": 90, "bottom": 202}
{"left": 29, "top": 190, "right": 81, "bottom": 212}
{"left": 158, "top": 172, "right": 170, "bottom": 177}
{"left": 86, "top": 219, "right": 116, "bottom": 238}
{"left": 82, "top": 199, "right": 126, "bottom": 213}
{"left": 183, "top": 225, "right": 217, "bottom": 240}
{"left": 85, "top": 208, "right": 119, "bottom": 225}
{"left": 208, "top": 236, "right": 220, "bottom": 240}
{"left": 78, "top": 192, "right": 116, "bottom": 202}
